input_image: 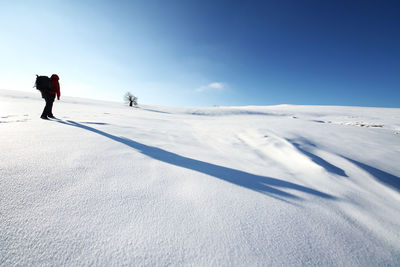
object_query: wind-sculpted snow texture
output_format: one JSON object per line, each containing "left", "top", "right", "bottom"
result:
{"left": 1, "top": 89, "right": 400, "bottom": 266}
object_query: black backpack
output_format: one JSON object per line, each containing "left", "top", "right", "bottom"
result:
{"left": 34, "top": 75, "right": 56, "bottom": 92}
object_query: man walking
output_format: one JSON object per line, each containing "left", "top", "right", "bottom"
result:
{"left": 41, "top": 74, "right": 61, "bottom": 119}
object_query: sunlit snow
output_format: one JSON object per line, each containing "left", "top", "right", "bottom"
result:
{"left": 1, "top": 89, "right": 400, "bottom": 266}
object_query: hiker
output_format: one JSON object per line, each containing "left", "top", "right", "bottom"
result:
{"left": 40, "top": 74, "right": 61, "bottom": 119}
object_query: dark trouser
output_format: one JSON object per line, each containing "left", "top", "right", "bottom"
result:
{"left": 41, "top": 91, "right": 56, "bottom": 117}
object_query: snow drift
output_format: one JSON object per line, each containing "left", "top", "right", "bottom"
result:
{"left": 1, "top": 89, "right": 400, "bottom": 266}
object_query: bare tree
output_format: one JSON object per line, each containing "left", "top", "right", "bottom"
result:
{"left": 124, "top": 92, "right": 138, "bottom": 107}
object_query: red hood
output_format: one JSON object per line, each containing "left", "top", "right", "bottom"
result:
{"left": 51, "top": 74, "right": 59, "bottom": 80}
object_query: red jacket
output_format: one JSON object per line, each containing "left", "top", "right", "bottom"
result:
{"left": 49, "top": 74, "right": 61, "bottom": 100}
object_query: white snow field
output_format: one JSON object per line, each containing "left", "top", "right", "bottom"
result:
{"left": 1, "top": 89, "right": 400, "bottom": 266}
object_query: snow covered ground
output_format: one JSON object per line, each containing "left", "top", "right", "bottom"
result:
{"left": 1, "top": 89, "right": 400, "bottom": 266}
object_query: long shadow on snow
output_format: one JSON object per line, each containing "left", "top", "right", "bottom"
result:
{"left": 343, "top": 156, "right": 400, "bottom": 192}
{"left": 287, "top": 138, "right": 348, "bottom": 178}
{"left": 56, "top": 120, "right": 335, "bottom": 201}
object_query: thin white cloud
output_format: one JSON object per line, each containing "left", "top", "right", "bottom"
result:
{"left": 196, "top": 82, "right": 226, "bottom": 92}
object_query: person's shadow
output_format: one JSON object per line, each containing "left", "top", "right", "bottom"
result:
{"left": 56, "top": 120, "right": 336, "bottom": 201}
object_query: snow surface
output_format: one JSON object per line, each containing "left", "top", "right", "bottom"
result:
{"left": 1, "top": 89, "right": 400, "bottom": 266}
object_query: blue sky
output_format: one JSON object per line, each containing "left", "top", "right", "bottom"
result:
{"left": 1, "top": 0, "right": 399, "bottom": 107}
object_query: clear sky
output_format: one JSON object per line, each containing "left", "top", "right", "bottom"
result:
{"left": 1, "top": 0, "right": 399, "bottom": 107}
